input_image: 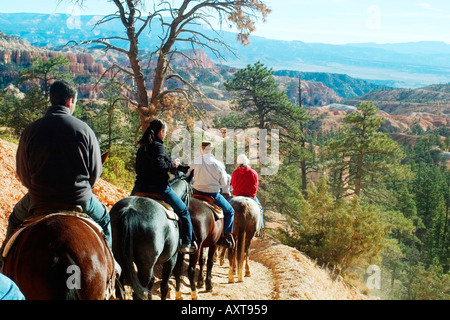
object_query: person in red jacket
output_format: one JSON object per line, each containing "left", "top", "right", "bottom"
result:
{"left": 230, "top": 154, "right": 264, "bottom": 229}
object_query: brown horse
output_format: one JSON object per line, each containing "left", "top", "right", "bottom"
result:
{"left": 173, "top": 197, "right": 224, "bottom": 300}
{"left": 222, "top": 196, "right": 261, "bottom": 283}
{"left": 1, "top": 213, "right": 117, "bottom": 300}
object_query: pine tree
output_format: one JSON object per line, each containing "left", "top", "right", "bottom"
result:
{"left": 413, "top": 164, "right": 448, "bottom": 268}
{"left": 19, "top": 55, "right": 71, "bottom": 100}
{"left": 224, "top": 61, "right": 307, "bottom": 130}
{"left": 321, "top": 101, "right": 407, "bottom": 200}
{"left": 278, "top": 177, "right": 391, "bottom": 274}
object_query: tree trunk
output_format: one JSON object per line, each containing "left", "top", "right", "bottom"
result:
{"left": 443, "top": 197, "right": 449, "bottom": 254}
{"left": 354, "top": 151, "right": 363, "bottom": 197}
{"left": 259, "top": 115, "right": 265, "bottom": 130}
{"left": 298, "top": 77, "right": 307, "bottom": 197}
{"left": 151, "top": 54, "right": 166, "bottom": 111}
{"left": 354, "top": 125, "right": 366, "bottom": 196}
{"left": 150, "top": 14, "right": 179, "bottom": 116}
{"left": 391, "top": 265, "right": 396, "bottom": 288}
{"left": 126, "top": 19, "right": 150, "bottom": 133}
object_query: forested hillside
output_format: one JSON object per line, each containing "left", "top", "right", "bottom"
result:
{"left": 274, "top": 70, "right": 389, "bottom": 100}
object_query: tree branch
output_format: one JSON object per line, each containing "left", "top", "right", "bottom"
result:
{"left": 66, "top": 39, "right": 129, "bottom": 55}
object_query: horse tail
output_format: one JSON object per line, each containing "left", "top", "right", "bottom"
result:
{"left": 235, "top": 201, "right": 247, "bottom": 272}
{"left": 49, "top": 251, "right": 82, "bottom": 300}
{"left": 114, "top": 205, "right": 150, "bottom": 299}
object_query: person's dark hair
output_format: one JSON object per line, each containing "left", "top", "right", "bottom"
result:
{"left": 49, "top": 80, "right": 77, "bottom": 106}
{"left": 138, "top": 119, "right": 167, "bottom": 146}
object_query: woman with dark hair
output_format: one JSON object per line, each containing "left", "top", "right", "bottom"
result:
{"left": 132, "top": 119, "right": 197, "bottom": 254}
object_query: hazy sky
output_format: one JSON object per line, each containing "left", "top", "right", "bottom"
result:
{"left": 2, "top": 0, "right": 450, "bottom": 44}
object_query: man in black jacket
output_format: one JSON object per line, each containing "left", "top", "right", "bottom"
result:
{"left": 4, "top": 80, "right": 112, "bottom": 247}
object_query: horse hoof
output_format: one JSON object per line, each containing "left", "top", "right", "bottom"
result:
{"left": 175, "top": 291, "right": 183, "bottom": 300}
{"left": 191, "top": 290, "right": 198, "bottom": 300}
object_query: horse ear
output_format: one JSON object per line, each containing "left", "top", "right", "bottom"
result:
{"left": 101, "top": 151, "right": 110, "bottom": 165}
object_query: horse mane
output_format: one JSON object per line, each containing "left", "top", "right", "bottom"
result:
{"left": 185, "top": 169, "right": 194, "bottom": 183}
{"left": 169, "top": 169, "right": 193, "bottom": 183}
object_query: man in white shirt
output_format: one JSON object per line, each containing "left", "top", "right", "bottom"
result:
{"left": 186, "top": 142, "right": 235, "bottom": 248}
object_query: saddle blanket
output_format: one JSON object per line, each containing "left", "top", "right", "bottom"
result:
{"left": 133, "top": 192, "right": 179, "bottom": 221}
{"left": 153, "top": 200, "right": 179, "bottom": 222}
{"left": 191, "top": 194, "right": 224, "bottom": 220}
{"left": 204, "top": 202, "right": 224, "bottom": 220}
{"left": 1, "top": 212, "right": 105, "bottom": 259}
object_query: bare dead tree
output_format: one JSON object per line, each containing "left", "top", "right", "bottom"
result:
{"left": 64, "top": 0, "right": 271, "bottom": 132}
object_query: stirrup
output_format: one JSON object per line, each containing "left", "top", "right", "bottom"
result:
{"left": 217, "top": 234, "right": 234, "bottom": 249}
{"left": 179, "top": 241, "right": 198, "bottom": 254}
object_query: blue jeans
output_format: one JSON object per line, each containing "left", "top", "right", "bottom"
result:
{"left": 6, "top": 193, "right": 112, "bottom": 248}
{"left": 132, "top": 184, "right": 194, "bottom": 245}
{"left": 0, "top": 274, "right": 25, "bottom": 300}
{"left": 194, "top": 189, "right": 234, "bottom": 234}
{"left": 253, "top": 197, "right": 264, "bottom": 228}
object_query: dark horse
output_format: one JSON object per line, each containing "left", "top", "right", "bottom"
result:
{"left": 221, "top": 196, "right": 261, "bottom": 283}
{"left": 109, "top": 177, "right": 190, "bottom": 300}
{"left": 1, "top": 213, "right": 117, "bottom": 300}
{"left": 173, "top": 196, "right": 224, "bottom": 300}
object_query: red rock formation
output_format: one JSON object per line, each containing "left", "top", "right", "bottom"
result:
{"left": 0, "top": 47, "right": 104, "bottom": 76}
{"left": 171, "top": 49, "right": 218, "bottom": 69}
{"left": 78, "top": 84, "right": 101, "bottom": 99}
{"left": 306, "top": 104, "right": 449, "bottom": 135}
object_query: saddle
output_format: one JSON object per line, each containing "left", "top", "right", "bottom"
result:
{"left": 133, "top": 192, "right": 179, "bottom": 221}
{"left": 1, "top": 204, "right": 86, "bottom": 259}
{"left": 192, "top": 193, "right": 224, "bottom": 220}
{"left": 30, "top": 203, "right": 83, "bottom": 216}
{"left": 2, "top": 212, "right": 104, "bottom": 258}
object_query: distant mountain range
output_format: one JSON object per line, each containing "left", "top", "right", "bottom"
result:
{"left": 273, "top": 70, "right": 388, "bottom": 100}
{"left": 1, "top": 13, "right": 450, "bottom": 88}
{"left": 1, "top": 21, "right": 449, "bottom": 136}
{"left": 0, "top": 30, "right": 359, "bottom": 106}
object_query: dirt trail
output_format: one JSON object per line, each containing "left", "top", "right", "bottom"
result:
{"left": 154, "top": 235, "right": 366, "bottom": 301}
{"left": 156, "top": 250, "right": 276, "bottom": 301}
